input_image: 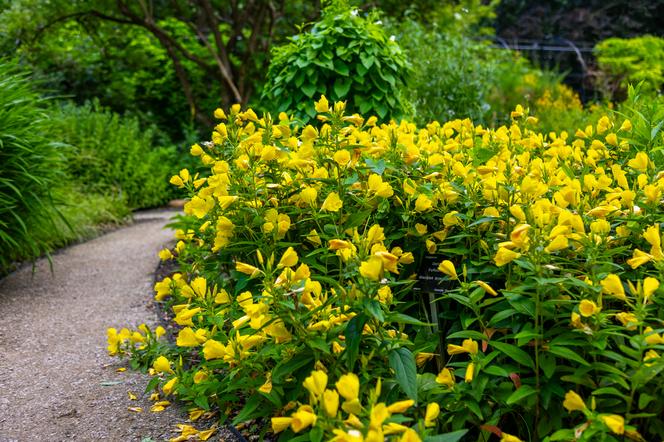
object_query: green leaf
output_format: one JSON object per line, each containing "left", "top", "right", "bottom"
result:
{"left": 490, "top": 341, "right": 535, "bottom": 369}
{"left": 144, "top": 376, "right": 160, "bottom": 393}
{"left": 364, "top": 299, "right": 385, "bottom": 322}
{"left": 424, "top": 430, "right": 469, "bottom": 442}
{"left": 639, "top": 393, "right": 655, "bottom": 410}
{"left": 273, "top": 352, "right": 313, "bottom": 382}
{"left": 344, "top": 314, "right": 367, "bottom": 370}
{"left": 301, "top": 82, "right": 317, "bottom": 98}
{"left": 388, "top": 347, "right": 418, "bottom": 401}
{"left": 232, "top": 394, "right": 263, "bottom": 424}
{"left": 194, "top": 395, "right": 209, "bottom": 410}
{"left": 360, "top": 53, "right": 374, "bottom": 69}
{"left": 506, "top": 385, "right": 537, "bottom": 404}
{"left": 547, "top": 345, "right": 590, "bottom": 367}
{"left": 386, "top": 313, "right": 431, "bottom": 326}
{"left": 364, "top": 158, "right": 386, "bottom": 174}
{"left": 333, "top": 78, "right": 352, "bottom": 98}
{"left": 446, "top": 330, "right": 487, "bottom": 341}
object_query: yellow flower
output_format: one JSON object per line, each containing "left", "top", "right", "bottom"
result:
{"left": 190, "top": 277, "right": 207, "bottom": 298}
{"left": 176, "top": 327, "right": 206, "bottom": 347}
{"left": 424, "top": 402, "right": 440, "bottom": 427}
{"left": 360, "top": 256, "right": 383, "bottom": 281}
{"left": 370, "top": 403, "right": 390, "bottom": 430}
{"left": 315, "top": 95, "right": 329, "bottom": 113}
{"left": 291, "top": 406, "right": 317, "bottom": 432}
{"left": 329, "top": 239, "right": 352, "bottom": 250}
{"left": 415, "top": 352, "right": 435, "bottom": 367}
{"left": 494, "top": 248, "right": 521, "bottom": 266}
{"left": 184, "top": 195, "right": 215, "bottom": 219}
{"left": 627, "top": 151, "right": 649, "bottom": 172}
{"left": 600, "top": 414, "right": 625, "bottom": 435}
{"left": 368, "top": 174, "right": 394, "bottom": 198}
{"left": 333, "top": 150, "right": 351, "bottom": 166}
{"left": 277, "top": 247, "right": 298, "bottom": 268}
{"left": 341, "top": 398, "right": 362, "bottom": 415}
{"left": 511, "top": 104, "right": 524, "bottom": 119}
{"left": 600, "top": 274, "right": 626, "bottom": 300}
{"left": 300, "top": 187, "right": 318, "bottom": 206}
{"left": 271, "top": 417, "right": 293, "bottom": 433}
{"left": 367, "top": 224, "right": 385, "bottom": 245}
{"left": 235, "top": 261, "right": 261, "bottom": 278}
{"left": 303, "top": 370, "right": 328, "bottom": 399}
{"left": 627, "top": 249, "right": 654, "bottom": 269}
{"left": 615, "top": 312, "right": 638, "bottom": 330}
{"left": 579, "top": 299, "right": 600, "bottom": 317}
{"left": 193, "top": 370, "right": 209, "bottom": 384}
{"left": 155, "top": 326, "right": 166, "bottom": 339}
{"left": 435, "top": 368, "right": 455, "bottom": 387}
{"left": 643, "top": 277, "right": 659, "bottom": 302}
{"left": 644, "top": 327, "right": 664, "bottom": 345}
{"left": 321, "top": 192, "right": 343, "bottom": 212}
{"left": 464, "top": 362, "right": 475, "bottom": 383}
{"left": 400, "top": 428, "right": 422, "bottom": 442}
{"left": 323, "top": 389, "right": 339, "bottom": 417}
{"left": 158, "top": 249, "right": 173, "bottom": 260}
{"left": 162, "top": 377, "right": 178, "bottom": 395}
{"left": 437, "top": 260, "right": 457, "bottom": 279}
{"left": 501, "top": 433, "right": 523, "bottom": 442}
{"left": 475, "top": 280, "right": 497, "bottom": 296}
{"left": 619, "top": 119, "right": 632, "bottom": 131}
{"left": 414, "top": 194, "right": 432, "bottom": 212}
{"left": 169, "top": 175, "right": 184, "bottom": 187}
{"left": 386, "top": 400, "right": 414, "bottom": 414}
{"left": 152, "top": 356, "right": 173, "bottom": 374}
{"left": 307, "top": 229, "right": 322, "bottom": 246}
{"left": 336, "top": 373, "right": 360, "bottom": 401}
{"left": 544, "top": 235, "right": 568, "bottom": 253}
{"left": 301, "top": 125, "right": 318, "bottom": 142}
{"left": 202, "top": 339, "right": 227, "bottom": 360}
{"left": 563, "top": 390, "right": 586, "bottom": 412}
{"left": 213, "top": 108, "right": 227, "bottom": 120}
{"left": 403, "top": 178, "right": 417, "bottom": 196}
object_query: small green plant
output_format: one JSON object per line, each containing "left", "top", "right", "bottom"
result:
{"left": 263, "top": 0, "right": 409, "bottom": 122}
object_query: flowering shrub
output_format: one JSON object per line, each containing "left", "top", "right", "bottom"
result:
{"left": 110, "top": 98, "right": 664, "bottom": 441}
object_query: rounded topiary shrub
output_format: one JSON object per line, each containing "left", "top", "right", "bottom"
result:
{"left": 263, "top": 0, "right": 409, "bottom": 122}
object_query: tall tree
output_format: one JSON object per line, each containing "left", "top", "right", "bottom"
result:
{"left": 1, "top": 0, "right": 319, "bottom": 126}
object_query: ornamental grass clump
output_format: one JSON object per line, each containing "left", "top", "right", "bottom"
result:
{"left": 0, "top": 60, "right": 64, "bottom": 273}
{"left": 110, "top": 97, "right": 664, "bottom": 442}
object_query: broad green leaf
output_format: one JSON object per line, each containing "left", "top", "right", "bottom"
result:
{"left": 424, "top": 430, "right": 469, "bottom": 442}
{"left": 490, "top": 341, "right": 535, "bottom": 369}
{"left": 389, "top": 347, "right": 418, "bottom": 401}
{"left": 506, "top": 385, "right": 537, "bottom": 404}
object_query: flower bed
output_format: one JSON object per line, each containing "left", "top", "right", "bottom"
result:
{"left": 109, "top": 98, "right": 664, "bottom": 442}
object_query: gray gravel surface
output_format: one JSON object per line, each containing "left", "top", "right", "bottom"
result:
{"left": 0, "top": 209, "right": 206, "bottom": 442}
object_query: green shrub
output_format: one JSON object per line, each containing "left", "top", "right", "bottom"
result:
{"left": 595, "top": 35, "right": 664, "bottom": 98}
{"left": 0, "top": 60, "right": 64, "bottom": 272}
{"left": 50, "top": 101, "right": 176, "bottom": 210}
{"left": 394, "top": 19, "right": 506, "bottom": 125}
{"left": 263, "top": 0, "right": 409, "bottom": 122}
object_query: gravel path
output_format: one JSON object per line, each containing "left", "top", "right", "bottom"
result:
{"left": 0, "top": 209, "right": 190, "bottom": 441}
